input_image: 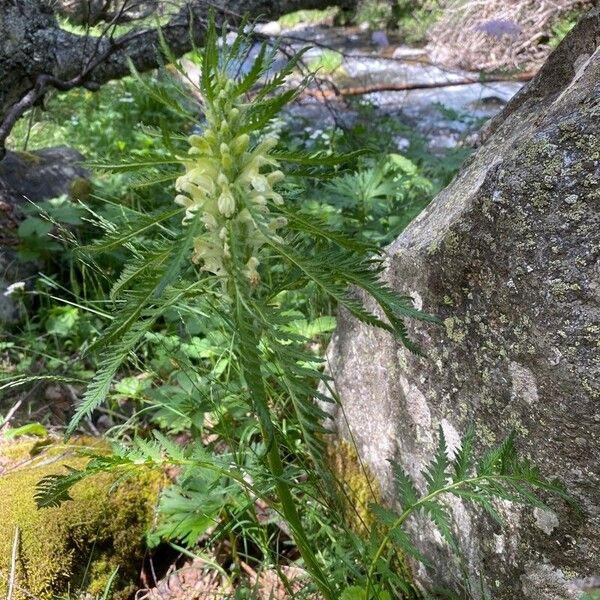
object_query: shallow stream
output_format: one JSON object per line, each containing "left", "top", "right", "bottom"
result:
{"left": 259, "top": 23, "right": 524, "bottom": 150}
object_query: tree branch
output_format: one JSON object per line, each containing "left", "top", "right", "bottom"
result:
{"left": 0, "top": 0, "right": 351, "bottom": 158}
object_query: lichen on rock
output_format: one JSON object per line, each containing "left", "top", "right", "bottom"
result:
{"left": 0, "top": 436, "right": 161, "bottom": 600}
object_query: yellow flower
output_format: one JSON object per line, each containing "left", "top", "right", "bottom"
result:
{"left": 244, "top": 256, "right": 261, "bottom": 287}
{"left": 217, "top": 190, "right": 236, "bottom": 217}
{"left": 174, "top": 87, "right": 287, "bottom": 279}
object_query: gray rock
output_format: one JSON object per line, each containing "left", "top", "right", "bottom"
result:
{"left": 371, "top": 30, "right": 389, "bottom": 48}
{"left": 327, "top": 10, "right": 600, "bottom": 600}
{"left": 0, "top": 146, "right": 89, "bottom": 324}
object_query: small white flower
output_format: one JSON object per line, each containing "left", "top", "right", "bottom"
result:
{"left": 201, "top": 212, "right": 218, "bottom": 230}
{"left": 4, "top": 282, "right": 25, "bottom": 297}
{"left": 218, "top": 191, "right": 236, "bottom": 217}
{"left": 251, "top": 194, "right": 267, "bottom": 207}
{"left": 174, "top": 194, "right": 192, "bottom": 207}
{"left": 251, "top": 175, "right": 269, "bottom": 193}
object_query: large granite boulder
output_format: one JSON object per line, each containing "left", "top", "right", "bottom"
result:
{"left": 327, "top": 10, "right": 599, "bottom": 600}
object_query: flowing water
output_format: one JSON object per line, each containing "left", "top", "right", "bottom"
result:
{"left": 258, "top": 23, "right": 524, "bottom": 151}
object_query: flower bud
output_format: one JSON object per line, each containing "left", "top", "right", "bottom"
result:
{"left": 204, "top": 129, "right": 217, "bottom": 145}
{"left": 237, "top": 208, "right": 254, "bottom": 223}
{"left": 189, "top": 134, "right": 210, "bottom": 151}
{"left": 258, "top": 136, "right": 278, "bottom": 152}
{"left": 218, "top": 191, "right": 235, "bottom": 217}
{"left": 244, "top": 256, "right": 261, "bottom": 286}
{"left": 267, "top": 170, "right": 285, "bottom": 186}
{"left": 221, "top": 154, "right": 233, "bottom": 170}
{"left": 231, "top": 134, "right": 250, "bottom": 155}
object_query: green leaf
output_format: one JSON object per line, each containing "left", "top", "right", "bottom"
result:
{"left": 476, "top": 431, "right": 517, "bottom": 477}
{"left": 80, "top": 206, "right": 182, "bottom": 254}
{"left": 66, "top": 321, "right": 152, "bottom": 437}
{"left": 45, "top": 306, "right": 79, "bottom": 337}
{"left": 100, "top": 567, "right": 120, "bottom": 600}
{"left": 421, "top": 501, "right": 458, "bottom": 551}
{"left": 3, "top": 422, "right": 48, "bottom": 439}
{"left": 341, "top": 586, "right": 366, "bottom": 600}
{"left": 18, "top": 217, "right": 53, "bottom": 238}
{"left": 423, "top": 425, "right": 450, "bottom": 494}
{"left": 390, "top": 461, "right": 419, "bottom": 509}
{"left": 452, "top": 425, "right": 475, "bottom": 481}
{"left": 35, "top": 467, "right": 84, "bottom": 508}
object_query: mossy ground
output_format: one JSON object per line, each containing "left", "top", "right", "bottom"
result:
{"left": 0, "top": 436, "right": 161, "bottom": 600}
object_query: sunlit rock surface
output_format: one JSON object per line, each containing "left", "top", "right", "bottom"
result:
{"left": 327, "top": 10, "right": 599, "bottom": 599}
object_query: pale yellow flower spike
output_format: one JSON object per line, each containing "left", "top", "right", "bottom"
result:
{"left": 174, "top": 81, "right": 286, "bottom": 285}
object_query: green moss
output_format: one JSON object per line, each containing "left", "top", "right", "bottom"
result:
{"left": 69, "top": 176, "right": 92, "bottom": 201}
{"left": 326, "top": 438, "right": 380, "bottom": 532}
{"left": 0, "top": 437, "right": 161, "bottom": 600}
{"left": 14, "top": 151, "right": 43, "bottom": 165}
{"left": 326, "top": 438, "right": 416, "bottom": 587}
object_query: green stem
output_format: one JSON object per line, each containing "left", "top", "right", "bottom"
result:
{"left": 233, "top": 288, "right": 335, "bottom": 600}
{"left": 364, "top": 474, "right": 531, "bottom": 596}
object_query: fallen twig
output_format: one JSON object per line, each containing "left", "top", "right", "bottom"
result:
{"left": 0, "top": 398, "right": 24, "bottom": 434}
{"left": 302, "top": 71, "right": 535, "bottom": 101}
{"left": 7, "top": 526, "right": 19, "bottom": 600}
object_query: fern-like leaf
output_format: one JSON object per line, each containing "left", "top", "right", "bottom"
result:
{"left": 452, "top": 425, "right": 475, "bottom": 481}
{"left": 35, "top": 467, "right": 84, "bottom": 508}
{"left": 423, "top": 425, "right": 450, "bottom": 494}
{"left": 390, "top": 461, "right": 419, "bottom": 510}
{"left": 66, "top": 321, "right": 151, "bottom": 437}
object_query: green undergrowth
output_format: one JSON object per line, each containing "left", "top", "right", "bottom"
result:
{"left": 278, "top": 8, "right": 339, "bottom": 29}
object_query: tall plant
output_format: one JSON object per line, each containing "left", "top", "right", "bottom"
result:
{"left": 35, "top": 20, "right": 430, "bottom": 599}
